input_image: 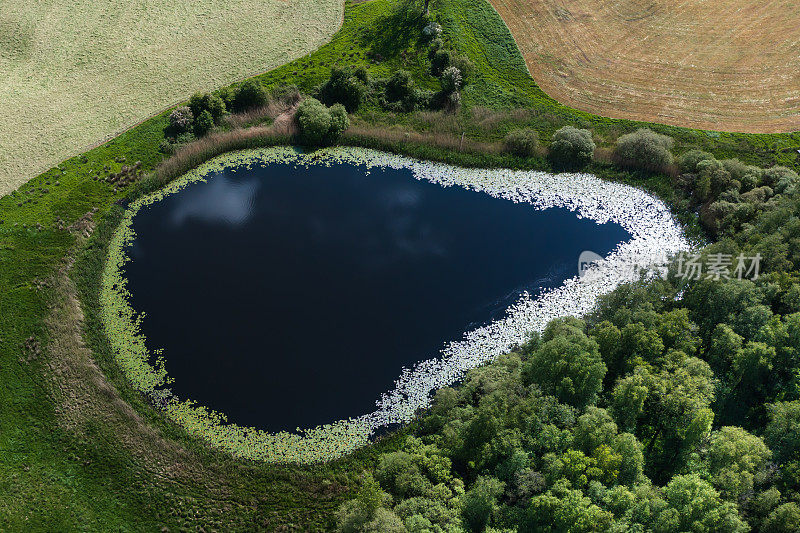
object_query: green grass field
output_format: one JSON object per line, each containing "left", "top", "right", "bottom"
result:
{"left": 0, "top": 0, "right": 342, "bottom": 197}
{"left": 1, "top": 0, "right": 799, "bottom": 529}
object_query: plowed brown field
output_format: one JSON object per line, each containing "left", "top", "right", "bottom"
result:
{"left": 489, "top": 0, "right": 800, "bottom": 132}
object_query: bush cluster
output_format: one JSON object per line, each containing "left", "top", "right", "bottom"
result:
{"left": 295, "top": 97, "right": 349, "bottom": 146}
{"left": 503, "top": 128, "right": 539, "bottom": 157}
{"left": 548, "top": 126, "right": 595, "bottom": 170}
{"left": 613, "top": 127, "right": 674, "bottom": 173}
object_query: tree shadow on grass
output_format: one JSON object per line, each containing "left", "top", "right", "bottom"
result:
{"left": 360, "top": 3, "right": 427, "bottom": 61}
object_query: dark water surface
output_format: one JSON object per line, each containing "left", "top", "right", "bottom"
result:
{"left": 125, "top": 160, "right": 630, "bottom": 432}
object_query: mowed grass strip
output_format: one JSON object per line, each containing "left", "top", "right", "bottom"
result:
{"left": 0, "top": 0, "right": 342, "bottom": 197}
{"left": 487, "top": 0, "right": 800, "bottom": 133}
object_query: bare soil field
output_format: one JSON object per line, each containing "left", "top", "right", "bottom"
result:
{"left": 0, "top": 0, "right": 341, "bottom": 196}
{"left": 488, "top": 0, "right": 800, "bottom": 133}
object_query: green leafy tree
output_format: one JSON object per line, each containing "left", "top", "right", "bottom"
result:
{"left": 613, "top": 128, "right": 674, "bottom": 173}
{"left": 654, "top": 474, "right": 748, "bottom": 533}
{"left": 193, "top": 109, "right": 214, "bottom": 137}
{"left": 188, "top": 92, "right": 226, "bottom": 123}
{"left": 319, "top": 66, "right": 368, "bottom": 112}
{"left": 522, "top": 325, "right": 606, "bottom": 409}
{"left": 706, "top": 426, "right": 771, "bottom": 500}
{"left": 763, "top": 503, "right": 800, "bottom": 533}
{"left": 295, "top": 98, "right": 349, "bottom": 145}
{"left": 233, "top": 79, "right": 268, "bottom": 111}
{"left": 462, "top": 476, "right": 504, "bottom": 532}
{"left": 522, "top": 481, "right": 614, "bottom": 533}
{"left": 548, "top": 126, "right": 595, "bottom": 170}
{"left": 503, "top": 129, "right": 539, "bottom": 157}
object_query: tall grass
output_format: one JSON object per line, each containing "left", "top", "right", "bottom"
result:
{"left": 343, "top": 124, "right": 501, "bottom": 155}
{"left": 150, "top": 116, "right": 295, "bottom": 189}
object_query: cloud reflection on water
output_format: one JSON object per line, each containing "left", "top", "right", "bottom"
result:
{"left": 168, "top": 172, "right": 260, "bottom": 227}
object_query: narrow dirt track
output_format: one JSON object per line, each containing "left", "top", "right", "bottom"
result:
{"left": 489, "top": 0, "right": 800, "bottom": 133}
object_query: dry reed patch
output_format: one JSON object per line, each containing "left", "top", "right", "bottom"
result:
{"left": 489, "top": 0, "right": 800, "bottom": 132}
{"left": 0, "top": 0, "right": 342, "bottom": 196}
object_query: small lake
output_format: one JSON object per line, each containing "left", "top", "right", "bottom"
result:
{"left": 125, "top": 158, "right": 630, "bottom": 432}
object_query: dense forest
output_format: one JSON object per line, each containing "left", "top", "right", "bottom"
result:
{"left": 333, "top": 147, "right": 800, "bottom": 531}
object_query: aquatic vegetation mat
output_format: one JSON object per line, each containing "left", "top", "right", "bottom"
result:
{"left": 102, "top": 147, "right": 689, "bottom": 462}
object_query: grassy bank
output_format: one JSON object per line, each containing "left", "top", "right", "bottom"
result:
{"left": 0, "top": 0, "right": 798, "bottom": 529}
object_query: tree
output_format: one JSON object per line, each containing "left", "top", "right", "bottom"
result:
{"left": 462, "top": 476, "right": 504, "bottom": 532}
{"left": 764, "top": 400, "right": 800, "bottom": 464}
{"left": 319, "top": 66, "right": 368, "bottom": 112}
{"left": 522, "top": 327, "right": 606, "bottom": 409}
{"left": 188, "top": 92, "right": 226, "bottom": 123}
{"left": 655, "top": 474, "right": 748, "bottom": 533}
{"left": 295, "top": 98, "right": 349, "bottom": 146}
{"left": 233, "top": 79, "right": 268, "bottom": 111}
{"left": 548, "top": 126, "right": 595, "bottom": 170}
{"left": 521, "top": 481, "right": 614, "bottom": 533}
{"left": 706, "top": 426, "right": 771, "bottom": 500}
{"left": 612, "top": 356, "right": 715, "bottom": 480}
{"left": 383, "top": 70, "right": 426, "bottom": 112}
{"left": 431, "top": 48, "right": 452, "bottom": 76}
{"left": 613, "top": 128, "right": 674, "bottom": 173}
{"left": 763, "top": 503, "right": 800, "bottom": 533}
{"left": 678, "top": 149, "right": 715, "bottom": 173}
{"left": 440, "top": 66, "right": 462, "bottom": 93}
{"left": 503, "top": 129, "right": 539, "bottom": 158}
{"left": 193, "top": 109, "right": 214, "bottom": 137}
{"left": 167, "top": 106, "right": 193, "bottom": 136}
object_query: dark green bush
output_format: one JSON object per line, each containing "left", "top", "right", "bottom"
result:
{"left": 382, "top": 70, "right": 428, "bottom": 112}
{"left": 503, "top": 128, "right": 539, "bottom": 157}
{"left": 613, "top": 128, "right": 674, "bottom": 173}
{"left": 233, "top": 79, "right": 268, "bottom": 111}
{"left": 678, "top": 149, "right": 715, "bottom": 173}
{"left": 188, "top": 92, "right": 226, "bottom": 123}
{"left": 193, "top": 110, "right": 214, "bottom": 137}
{"left": 318, "top": 66, "right": 368, "bottom": 112}
{"left": 548, "top": 126, "right": 595, "bottom": 170}
{"left": 431, "top": 48, "right": 452, "bottom": 76}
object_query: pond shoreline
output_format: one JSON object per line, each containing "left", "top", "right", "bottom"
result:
{"left": 101, "top": 146, "right": 690, "bottom": 463}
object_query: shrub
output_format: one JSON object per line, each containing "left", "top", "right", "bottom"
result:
{"left": 319, "top": 66, "right": 369, "bottom": 112}
{"left": 382, "top": 70, "right": 426, "bottom": 112}
{"left": 431, "top": 49, "right": 451, "bottom": 76}
{"left": 295, "top": 97, "right": 349, "bottom": 145}
{"left": 188, "top": 92, "right": 226, "bottom": 123}
{"left": 193, "top": 110, "right": 215, "bottom": 137}
{"left": 233, "top": 79, "right": 268, "bottom": 111}
{"left": 450, "top": 54, "right": 473, "bottom": 81}
{"left": 613, "top": 128, "right": 674, "bottom": 173}
{"left": 329, "top": 103, "right": 350, "bottom": 136}
{"left": 548, "top": 126, "right": 595, "bottom": 170}
{"left": 440, "top": 66, "right": 462, "bottom": 93}
{"left": 428, "top": 38, "right": 443, "bottom": 60}
{"left": 503, "top": 128, "right": 539, "bottom": 157}
{"left": 167, "top": 106, "right": 193, "bottom": 135}
{"left": 272, "top": 84, "right": 301, "bottom": 105}
{"left": 678, "top": 149, "right": 715, "bottom": 173}
{"left": 763, "top": 166, "right": 800, "bottom": 193}
{"left": 422, "top": 22, "right": 442, "bottom": 38}
{"left": 445, "top": 91, "right": 461, "bottom": 113}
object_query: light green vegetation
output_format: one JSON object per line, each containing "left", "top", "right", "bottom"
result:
{"left": 0, "top": 0, "right": 342, "bottom": 196}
